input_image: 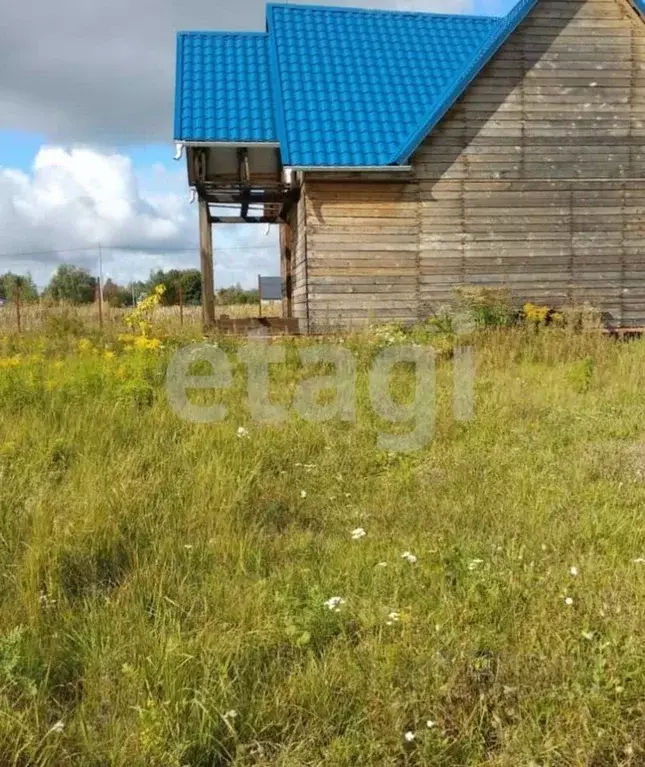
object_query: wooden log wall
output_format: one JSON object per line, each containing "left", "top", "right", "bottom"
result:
{"left": 292, "top": 189, "right": 309, "bottom": 325}
{"left": 415, "top": 0, "right": 645, "bottom": 327}
{"left": 297, "top": 0, "right": 645, "bottom": 329}
{"left": 302, "top": 180, "right": 419, "bottom": 330}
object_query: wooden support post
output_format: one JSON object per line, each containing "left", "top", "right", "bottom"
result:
{"left": 282, "top": 220, "right": 293, "bottom": 319}
{"left": 199, "top": 196, "right": 215, "bottom": 330}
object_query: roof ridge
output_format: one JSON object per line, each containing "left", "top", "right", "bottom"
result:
{"left": 266, "top": 2, "right": 503, "bottom": 23}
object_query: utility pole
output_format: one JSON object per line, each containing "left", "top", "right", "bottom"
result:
{"left": 97, "top": 243, "right": 104, "bottom": 330}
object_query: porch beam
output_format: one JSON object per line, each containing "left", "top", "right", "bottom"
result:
{"left": 210, "top": 216, "right": 280, "bottom": 224}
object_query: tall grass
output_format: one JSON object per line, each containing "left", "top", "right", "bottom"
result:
{"left": 1, "top": 326, "right": 645, "bottom": 764}
{"left": 0, "top": 302, "right": 282, "bottom": 335}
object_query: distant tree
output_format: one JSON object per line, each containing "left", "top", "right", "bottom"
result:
{"left": 102, "top": 279, "right": 135, "bottom": 308}
{"left": 0, "top": 272, "right": 39, "bottom": 302}
{"left": 217, "top": 283, "right": 259, "bottom": 305}
{"left": 148, "top": 269, "right": 202, "bottom": 306}
{"left": 45, "top": 265, "right": 97, "bottom": 304}
{"left": 181, "top": 270, "right": 202, "bottom": 305}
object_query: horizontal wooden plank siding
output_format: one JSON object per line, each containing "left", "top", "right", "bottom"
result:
{"left": 413, "top": 0, "right": 645, "bottom": 327}
{"left": 304, "top": 181, "right": 419, "bottom": 330}
{"left": 290, "top": 187, "right": 309, "bottom": 327}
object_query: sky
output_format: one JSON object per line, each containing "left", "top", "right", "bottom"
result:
{"left": 0, "top": 0, "right": 516, "bottom": 290}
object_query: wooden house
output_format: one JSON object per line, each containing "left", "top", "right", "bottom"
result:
{"left": 174, "top": 0, "right": 645, "bottom": 331}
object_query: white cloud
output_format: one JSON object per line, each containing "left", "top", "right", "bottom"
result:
{"left": 0, "top": 146, "right": 279, "bottom": 289}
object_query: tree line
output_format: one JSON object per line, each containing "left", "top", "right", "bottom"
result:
{"left": 0, "top": 265, "right": 261, "bottom": 307}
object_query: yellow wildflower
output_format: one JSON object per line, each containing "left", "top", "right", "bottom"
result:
{"left": 104, "top": 351, "right": 116, "bottom": 361}
{"left": 0, "top": 356, "right": 21, "bottom": 370}
{"left": 133, "top": 337, "right": 162, "bottom": 351}
{"left": 523, "top": 303, "right": 550, "bottom": 325}
{"left": 78, "top": 339, "right": 93, "bottom": 353}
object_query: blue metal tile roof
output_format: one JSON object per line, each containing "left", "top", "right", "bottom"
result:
{"left": 174, "top": 1, "right": 538, "bottom": 166}
{"left": 174, "top": 32, "right": 277, "bottom": 143}
{"left": 633, "top": 0, "right": 645, "bottom": 16}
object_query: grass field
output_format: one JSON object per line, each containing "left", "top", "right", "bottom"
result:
{"left": 2, "top": 318, "right": 645, "bottom": 765}
{"left": 0, "top": 302, "right": 282, "bottom": 335}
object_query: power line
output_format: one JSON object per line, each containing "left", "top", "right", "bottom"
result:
{"left": 0, "top": 243, "right": 279, "bottom": 260}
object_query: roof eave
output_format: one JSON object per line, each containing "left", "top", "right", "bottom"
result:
{"left": 287, "top": 164, "right": 412, "bottom": 172}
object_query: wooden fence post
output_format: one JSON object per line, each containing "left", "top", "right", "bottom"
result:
{"left": 14, "top": 284, "right": 21, "bottom": 333}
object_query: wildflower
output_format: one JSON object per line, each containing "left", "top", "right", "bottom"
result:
{"left": 223, "top": 710, "right": 238, "bottom": 719}
{"left": 77, "top": 339, "right": 92, "bottom": 353}
{"left": 401, "top": 552, "right": 418, "bottom": 564}
{"left": 581, "top": 630, "right": 594, "bottom": 641}
{"left": 50, "top": 720, "right": 65, "bottom": 734}
{"left": 404, "top": 731, "right": 416, "bottom": 743}
{"left": 0, "top": 355, "right": 21, "bottom": 369}
{"left": 184, "top": 544, "right": 193, "bottom": 551}
{"left": 236, "top": 427, "right": 250, "bottom": 439}
{"left": 564, "top": 597, "right": 574, "bottom": 606}
{"left": 300, "top": 490, "right": 307, "bottom": 499}
{"left": 386, "top": 611, "right": 400, "bottom": 626}
{"left": 376, "top": 561, "right": 388, "bottom": 568}
{"left": 570, "top": 566, "right": 579, "bottom": 577}
{"left": 468, "top": 559, "right": 484, "bottom": 571}
{"left": 134, "top": 336, "right": 162, "bottom": 351}
{"left": 324, "top": 597, "right": 345, "bottom": 612}
{"left": 351, "top": 528, "right": 366, "bottom": 540}
{"left": 634, "top": 558, "right": 645, "bottom": 564}
{"left": 426, "top": 720, "right": 436, "bottom": 729}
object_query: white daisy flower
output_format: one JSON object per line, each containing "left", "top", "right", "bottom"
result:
{"left": 570, "top": 566, "right": 579, "bottom": 577}
{"left": 376, "top": 561, "right": 388, "bottom": 568}
{"left": 236, "top": 427, "right": 250, "bottom": 439}
{"left": 401, "top": 552, "right": 418, "bottom": 564}
{"left": 50, "top": 720, "right": 65, "bottom": 734}
{"left": 468, "top": 559, "right": 485, "bottom": 571}
{"left": 224, "top": 710, "right": 238, "bottom": 719}
{"left": 426, "top": 720, "right": 436, "bottom": 729}
{"left": 300, "top": 490, "right": 307, "bottom": 499}
{"left": 404, "top": 731, "right": 416, "bottom": 742}
{"left": 351, "top": 528, "right": 366, "bottom": 540}
{"left": 324, "top": 597, "right": 346, "bottom": 612}
{"left": 564, "top": 597, "right": 574, "bottom": 606}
